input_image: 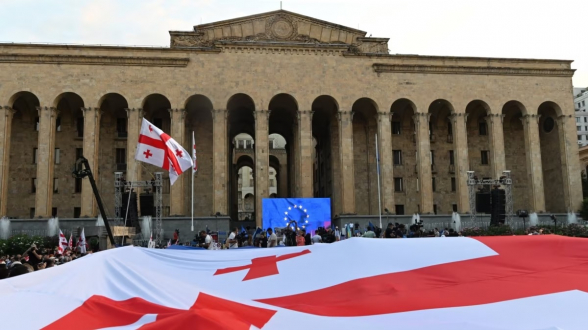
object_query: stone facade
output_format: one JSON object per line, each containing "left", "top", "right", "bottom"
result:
{"left": 0, "top": 10, "right": 582, "bottom": 227}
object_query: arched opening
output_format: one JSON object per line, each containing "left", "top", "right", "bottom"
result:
{"left": 6, "top": 92, "right": 40, "bottom": 218}
{"left": 538, "top": 101, "right": 565, "bottom": 212}
{"left": 235, "top": 153, "right": 254, "bottom": 221}
{"left": 269, "top": 137, "right": 287, "bottom": 197}
{"left": 184, "top": 95, "right": 213, "bottom": 216}
{"left": 141, "top": 94, "right": 172, "bottom": 216}
{"left": 268, "top": 94, "right": 297, "bottom": 197}
{"left": 312, "top": 95, "right": 339, "bottom": 214}
{"left": 502, "top": 101, "right": 529, "bottom": 211}
{"left": 98, "top": 93, "right": 128, "bottom": 213}
{"left": 466, "top": 100, "right": 492, "bottom": 184}
{"left": 390, "top": 99, "right": 417, "bottom": 215}
{"left": 53, "top": 92, "right": 85, "bottom": 217}
{"left": 352, "top": 98, "right": 378, "bottom": 215}
{"left": 428, "top": 99, "right": 456, "bottom": 214}
{"left": 227, "top": 94, "right": 256, "bottom": 222}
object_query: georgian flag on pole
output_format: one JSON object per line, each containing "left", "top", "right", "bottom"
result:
{"left": 135, "top": 118, "right": 193, "bottom": 185}
{"left": 68, "top": 233, "right": 73, "bottom": 249}
{"left": 76, "top": 228, "right": 86, "bottom": 253}
{"left": 57, "top": 230, "right": 68, "bottom": 254}
{"left": 192, "top": 131, "right": 197, "bottom": 174}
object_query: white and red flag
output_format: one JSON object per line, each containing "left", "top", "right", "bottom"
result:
{"left": 192, "top": 131, "right": 197, "bottom": 175}
{"left": 57, "top": 230, "right": 68, "bottom": 254}
{"left": 76, "top": 228, "right": 86, "bottom": 253}
{"left": 3, "top": 236, "right": 588, "bottom": 329}
{"left": 135, "top": 118, "right": 193, "bottom": 185}
{"left": 68, "top": 233, "right": 73, "bottom": 249}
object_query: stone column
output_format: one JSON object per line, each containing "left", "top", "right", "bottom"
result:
{"left": 451, "top": 113, "right": 470, "bottom": 213}
{"left": 0, "top": 106, "right": 15, "bottom": 216}
{"left": 376, "top": 111, "right": 394, "bottom": 212}
{"left": 80, "top": 107, "right": 101, "bottom": 217}
{"left": 558, "top": 114, "right": 583, "bottom": 212}
{"left": 521, "top": 114, "right": 545, "bottom": 213}
{"left": 254, "top": 110, "right": 270, "bottom": 227}
{"left": 125, "top": 108, "right": 143, "bottom": 182}
{"left": 413, "top": 112, "right": 433, "bottom": 214}
{"left": 212, "top": 109, "right": 228, "bottom": 215}
{"left": 169, "top": 108, "right": 186, "bottom": 216}
{"left": 35, "top": 106, "right": 58, "bottom": 217}
{"left": 337, "top": 111, "right": 355, "bottom": 214}
{"left": 298, "top": 110, "right": 314, "bottom": 197}
{"left": 486, "top": 114, "right": 506, "bottom": 179}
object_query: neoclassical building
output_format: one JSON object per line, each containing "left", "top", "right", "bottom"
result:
{"left": 0, "top": 10, "right": 582, "bottom": 227}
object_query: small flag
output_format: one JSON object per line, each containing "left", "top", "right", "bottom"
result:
{"left": 57, "top": 230, "right": 68, "bottom": 254}
{"left": 77, "top": 228, "right": 87, "bottom": 253}
{"left": 68, "top": 233, "right": 73, "bottom": 249}
{"left": 167, "top": 239, "right": 171, "bottom": 247}
{"left": 192, "top": 131, "right": 197, "bottom": 174}
{"left": 148, "top": 232, "right": 155, "bottom": 249}
{"left": 368, "top": 222, "right": 375, "bottom": 231}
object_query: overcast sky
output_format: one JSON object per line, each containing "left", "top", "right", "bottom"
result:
{"left": 1, "top": 0, "right": 586, "bottom": 87}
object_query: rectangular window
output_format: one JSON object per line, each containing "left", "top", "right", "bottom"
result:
{"left": 30, "top": 208, "right": 35, "bottom": 219}
{"left": 394, "top": 177, "right": 403, "bottom": 192}
{"left": 452, "top": 204, "right": 458, "bottom": 212}
{"left": 433, "top": 204, "right": 437, "bottom": 215}
{"left": 430, "top": 150, "right": 435, "bottom": 165}
{"left": 432, "top": 177, "right": 436, "bottom": 192}
{"left": 583, "top": 100, "right": 586, "bottom": 107}
{"left": 584, "top": 117, "right": 587, "bottom": 123}
{"left": 56, "top": 117, "right": 61, "bottom": 132}
{"left": 35, "top": 116, "right": 39, "bottom": 131}
{"left": 54, "top": 148, "right": 60, "bottom": 164}
{"left": 33, "top": 148, "right": 38, "bottom": 164}
{"left": 75, "top": 177, "right": 82, "bottom": 193}
{"left": 449, "top": 150, "right": 455, "bottom": 165}
{"left": 392, "top": 122, "right": 401, "bottom": 135}
{"left": 31, "top": 178, "right": 37, "bottom": 193}
{"left": 578, "top": 126, "right": 582, "bottom": 131}
{"left": 447, "top": 121, "right": 453, "bottom": 136}
{"left": 117, "top": 118, "right": 128, "bottom": 138}
{"left": 77, "top": 117, "right": 84, "bottom": 137}
{"left": 479, "top": 122, "right": 487, "bottom": 135}
{"left": 395, "top": 205, "right": 405, "bottom": 215}
{"left": 577, "top": 117, "right": 581, "bottom": 123}
{"left": 73, "top": 207, "right": 81, "bottom": 219}
{"left": 76, "top": 148, "right": 83, "bottom": 160}
{"left": 393, "top": 150, "right": 402, "bottom": 165}
{"left": 451, "top": 177, "right": 456, "bottom": 192}
{"left": 116, "top": 148, "right": 126, "bottom": 171}
{"left": 52, "top": 207, "right": 58, "bottom": 217}
{"left": 53, "top": 178, "right": 58, "bottom": 193}
{"left": 481, "top": 150, "right": 489, "bottom": 165}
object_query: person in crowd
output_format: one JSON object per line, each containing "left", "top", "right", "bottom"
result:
{"left": 198, "top": 230, "right": 213, "bottom": 250}
{"left": 334, "top": 226, "right": 341, "bottom": 241}
{"left": 434, "top": 228, "right": 440, "bottom": 237}
{"left": 267, "top": 228, "right": 277, "bottom": 248}
{"left": 259, "top": 231, "right": 268, "bottom": 248}
{"left": 362, "top": 228, "right": 376, "bottom": 238}
{"left": 24, "top": 244, "right": 43, "bottom": 271}
{"left": 296, "top": 230, "right": 306, "bottom": 246}
{"left": 0, "top": 263, "right": 8, "bottom": 279}
{"left": 8, "top": 264, "right": 31, "bottom": 278}
{"left": 227, "top": 227, "right": 239, "bottom": 249}
{"left": 311, "top": 231, "right": 322, "bottom": 244}
{"left": 385, "top": 223, "right": 395, "bottom": 238}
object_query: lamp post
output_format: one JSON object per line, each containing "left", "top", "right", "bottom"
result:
{"left": 517, "top": 210, "right": 528, "bottom": 232}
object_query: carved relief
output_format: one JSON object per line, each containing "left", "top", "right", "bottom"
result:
{"left": 266, "top": 14, "right": 298, "bottom": 40}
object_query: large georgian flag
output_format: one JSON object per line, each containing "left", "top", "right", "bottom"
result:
{"left": 2, "top": 236, "right": 588, "bottom": 329}
{"left": 57, "top": 230, "right": 68, "bottom": 254}
{"left": 135, "top": 118, "right": 193, "bottom": 185}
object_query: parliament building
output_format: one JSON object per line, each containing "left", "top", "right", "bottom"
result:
{"left": 0, "top": 10, "right": 582, "bottom": 227}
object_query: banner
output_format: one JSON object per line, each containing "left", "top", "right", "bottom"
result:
{"left": 262, "top": 198, "right": 331, "bottom": 234}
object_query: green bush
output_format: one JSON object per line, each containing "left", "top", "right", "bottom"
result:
{"left": 0, "top": 234, "right": 48, "bottom": 255}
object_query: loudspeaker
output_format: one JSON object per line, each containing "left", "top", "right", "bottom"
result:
{"left": 140, "top": 193, "right": 154, "bottom": 217}
{"left": 121, "top": 192, "right": 139, "bottom": 229}
{"left": 490, "top": 189, "right": 506, "bottom": 225}
{"left": 476, "top": 193, "right": 491, "bottom": 214}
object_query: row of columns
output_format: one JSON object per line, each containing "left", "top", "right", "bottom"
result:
{"left": 0, "top": 105, "right": 581, "bottom": 220}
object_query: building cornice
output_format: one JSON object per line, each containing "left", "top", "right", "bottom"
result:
{"left": 0, "top": 53, "right": 190, "bottom": 67}
{"left": 345, "top": 53, "right": 573, "bottom": 65}
{"left": 372, "top": 63, "right": 575, "bottom": 77}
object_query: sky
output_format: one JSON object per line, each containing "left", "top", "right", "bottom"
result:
{"left": 0, "top": 0, "right": 587, "bottom": 87}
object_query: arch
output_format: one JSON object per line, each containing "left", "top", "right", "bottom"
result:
{"left": 502, "top": 100, "right": 527, "bottom": 116}
{"left": 312, "top": 95, "right": 339, "bottom": 113}
{"left": 52, "top": 92, "right": 85, "bottom": 109}
{"left": 538, "top": 101, "right": 563, "bottom": 117}
{"left": 502, "top": 101, "right": 528, "bottom": 211}
{"left": 98, "top": 93, "right": 128, "bottom": 110}
{"left": 235, "top": 154, "right": 254, "bottom": 169}
{"left": 429, "top": 99, "right": 455, "bottom": 132}
{"left": 268, "top": 93, "right": 298, "bottom": 112}
{"left": 228, "top": 93, "right": 256, "bottom": 140}
{"left": 352, "top": 97, "right": 379, "bottom": 215}
{"left": 465, "top": 100, "right": 490, "bottom": 115}
{"left": 538, "top": 101, "right": 565, "bottom": 212}
{"left": 352, "top": 97, "right": 379, "bottom": 115}
{"left": 390, "top": 98, "right": 417, "bottom": 121}
{"left": 142, "top": 94, "right": 172, "bottom": 116}
{"left": 184, "top": 94, "right": 213, "bottom": 112}
{"left": 312, "top": 95, "right": 339, "bottom": 209}
{"left": 8, "top": 91, "right": 40, "bottom": 109}
{"left": 227, "top": 93, "right": 255, "bottom": 112}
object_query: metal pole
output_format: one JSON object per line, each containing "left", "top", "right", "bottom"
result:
{"left": 82, "top": 159, "right": 116, "bottom": 246}
{"left": 121, "top": 183, "right": 133, "bottom": 246}
{"left": 375, "top": 133, "right": 382, "bottom": 229}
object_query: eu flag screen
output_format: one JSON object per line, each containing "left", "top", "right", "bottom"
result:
{"left": 262, "top": 198, "right": 331, "bottom": 233}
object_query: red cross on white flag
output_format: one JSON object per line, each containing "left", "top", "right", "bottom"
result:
{"left": 134, "top": 118, "right": 193, "bottom": 185}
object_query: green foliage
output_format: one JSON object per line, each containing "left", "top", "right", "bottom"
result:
{"left": 0, "top": 234, "right": 47, "bottom": 255}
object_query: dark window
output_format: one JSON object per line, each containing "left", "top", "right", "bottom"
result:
{"left": 481, "top": 150, "right": 489, "bottom": 165}
{"left": 30, "top": 208, "right": 35, "bottom": 218}
{"left": 117, "top": 118, "right": 128, "bottom": 138}
{"left": 543, "top": 117, "right": 555, "bottom": 133}
{"left": 395, "top": 205, "right": 405, "bottom": 215}
{"left": 76, "top": 148, "right": 83, "bottom": 160}
{"left": 33, "top": 148, "right": 38, "bottom": 164}
{"left": 452, "top": 204, "right": 458, "bottom": 212}
{"left": 392, "top": 122, "right": 401, "bottom": 135}
{"left": 451, "top": 177, "right": 456, "bottom": 192}
{"left": 31, "top": 178, "right": 37, "bottom": 193}
{"left": 116, "top": 148, "right": 126, "bottom": 171}
{"left": 433, "top": 204, "right": 437, "bottom": 215}
{"left": 393, "top": 150, "right": 402, "bottom": 165}
{"left": 56, "top": 117, "right": 61, "bottom": 132}
{"left": 447, "top": 121, "right": 453, "bottom": 136}
{"left": 54, "top": 148, "right": 60, "bottom": 164}
{"left": 479, "top": 122, "right": 487, "bottom": 135}
{"left": 449, "top": 150, "right": 455, "bottom": 165}
{"left": 75, "top": 177, "right": 82, "bottom": 193}
{"left": 76, "top": 117, "right": 84, "bottom": 137}
{"left": 73, "top": 207, "right": 81, "bottom": 219}
{"left": 153, "top": 118, "right": 163, "bottom": 130}
{"left": 35, "top": 116, "right": 39, "bottom": 131}
{"left": 432, "top": 177, "right": 436, "bottom": 192}
{"left": 52, "top": 207, "right": 58, "bottom": 217}
{"left": 394, "top": 177, "right": 403, "bottom": 192}
{"left": 430, "top": 150, "right": 435, "bottom": 165}
{"left": 53, "top": 178, "right": 58, "bottom": 193}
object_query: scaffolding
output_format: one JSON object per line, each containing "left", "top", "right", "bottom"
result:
{"left": 467, "top": 170, "right": 513, "bottom": 224}
{"left": 115, "top": 172, "right": 163, "bottom": 244}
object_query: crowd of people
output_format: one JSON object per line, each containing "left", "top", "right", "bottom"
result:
{"left": 0, "top": 244, "right": 89, "bottom": 280}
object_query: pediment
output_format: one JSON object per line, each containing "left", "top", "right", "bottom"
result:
{"left": 169, "top": 10, "right": 389, "bottom": 53}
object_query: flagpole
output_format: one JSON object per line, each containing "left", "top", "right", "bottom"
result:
{"left": 191, "top": 131, "right": 195, "bottom": 232}
{"left": 375, "top": 133, "right": 382, "bottom": 230}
